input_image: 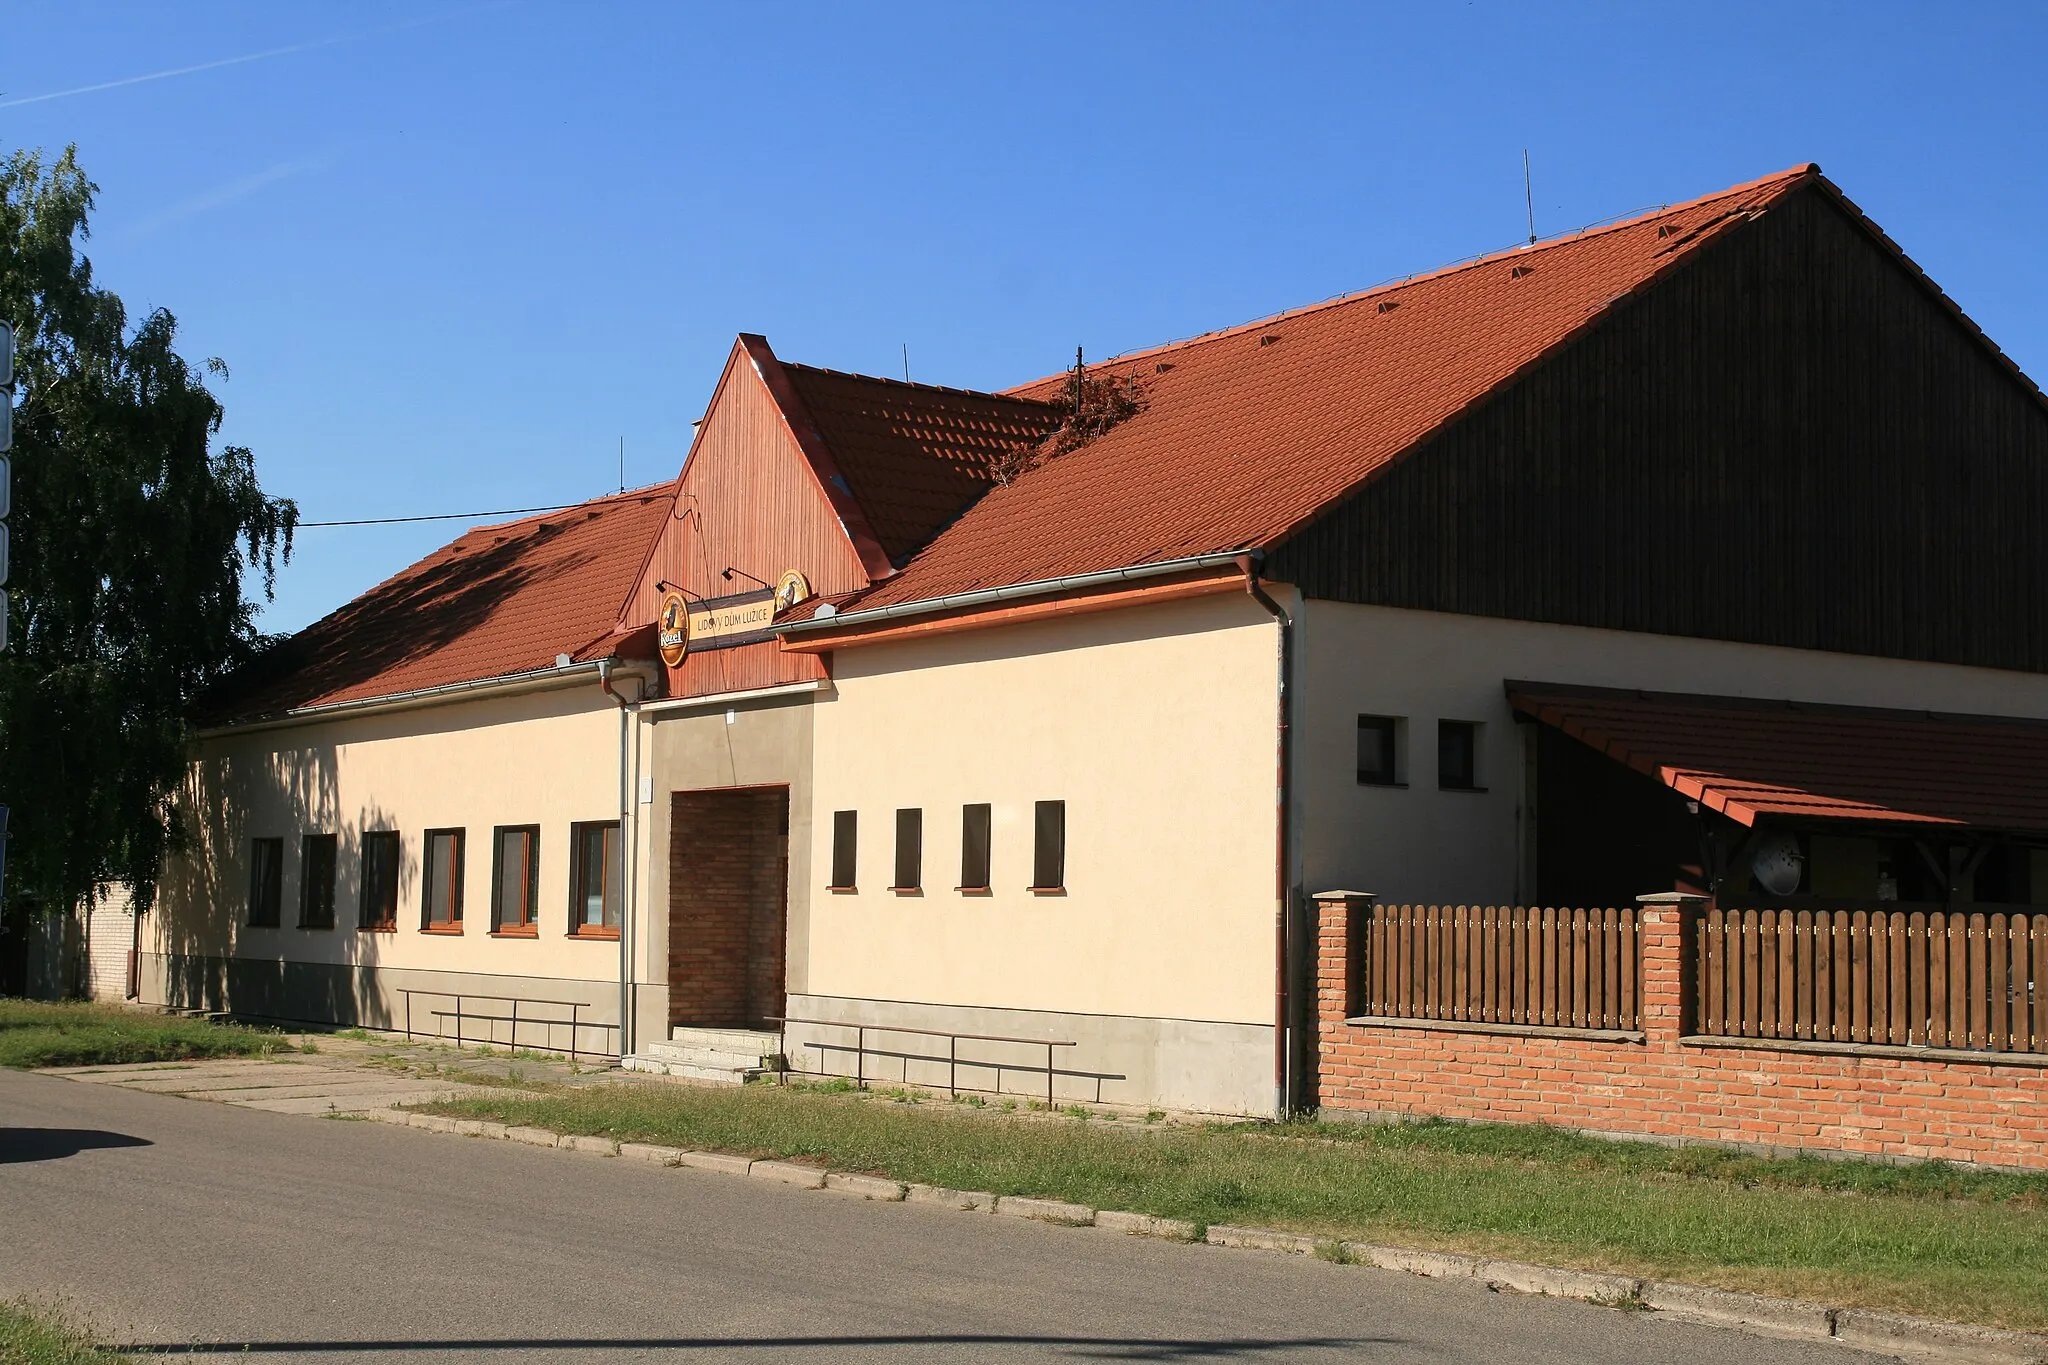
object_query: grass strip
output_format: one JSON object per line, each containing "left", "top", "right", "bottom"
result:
{"left": 418, "top": 1079, "right": 2048, "bottom": 1332}
{"left": 0, "top": 998, "right": 285, "bottom": 1069}
{"left": 0, "top": 1299, "right": 119, "bottom": 1365}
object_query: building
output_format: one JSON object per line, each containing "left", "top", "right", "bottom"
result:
{"left": 155, "top": 164, "right": 2048, "bottom": 1158}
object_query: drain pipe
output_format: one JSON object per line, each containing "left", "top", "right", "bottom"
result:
{"left": 1237, "top": 553, "right": 1295, "bottom": 1119}
{"left": 599, "top": 659, "right": 632, "bottom": 1061}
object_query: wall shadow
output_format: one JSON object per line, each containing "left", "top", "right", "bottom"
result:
{"left": 0, "top": 1127, "right": 152, "bottom": 1164}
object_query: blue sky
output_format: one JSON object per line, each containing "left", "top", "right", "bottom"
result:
{"left": 7, "top": 2, "right": 2046, "bottom": 632}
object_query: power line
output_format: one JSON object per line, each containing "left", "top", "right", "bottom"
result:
{"left": 298, "top": 503, "right": 577, "bottom": 528}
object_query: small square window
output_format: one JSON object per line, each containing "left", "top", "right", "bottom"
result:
{"left": 247, "top": 838, "right": 283, "bottom": 928}
{"left": 893, "top": 808, "right": 923, "bottom": 891}
{"left": 1357, "top": 715, "right": 1404, "bottom": 786}
{"left": 1438, "top": 720, "right": 1483, "bottom": 791}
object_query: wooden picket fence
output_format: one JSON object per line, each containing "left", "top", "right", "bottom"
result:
{"left": 1695, "top": 907, "right": 2048, "bottom": 1053}
{"left": 1361, "top": 905, "right": 1642, "bottom": 1032}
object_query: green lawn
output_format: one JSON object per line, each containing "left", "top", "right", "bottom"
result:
{"left": 419, "top": 1079, "right": 2048, "bottom": 1332}
{"left": 0, "top": 1300, "right": 118, "bottom": 1365}
{"left": 0, "top": 998, "right": 286, "bottom": 1069}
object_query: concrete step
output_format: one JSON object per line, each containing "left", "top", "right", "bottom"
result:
{"left": 621, "top": 1053, "right": 766, "bottom": 1084}
{"left": 668, "top": 1025, "right": 783, "bottom": 1054}
{"left": 638, "top": 1042, "right": 771, "bottom": 1071}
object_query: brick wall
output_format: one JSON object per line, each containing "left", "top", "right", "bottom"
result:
{"left": 1313, "top": 893, "right": 2048, "bottom": 1171}
{"left": 669, "top": 788, "right": 788, "bottom": 1027}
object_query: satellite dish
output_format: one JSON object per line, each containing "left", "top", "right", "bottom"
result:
{"left": 1751, "top": 833, "right": 1804, "bottom": 897}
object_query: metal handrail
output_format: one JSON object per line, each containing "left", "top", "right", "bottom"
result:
{"left": 397, "top": 988, "right": 618, "bottom": 1063}
{"left": 778, "top": 1015, "right": 1121, "bottom": 1106}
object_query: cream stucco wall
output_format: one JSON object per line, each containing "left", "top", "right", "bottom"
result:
{"left": 805, "top": 592, "right": 1280, "bottom": 1027}
{"left": 1299, "top": 601, "right": 2048, "bottom": 906}
{"left": 153, "top": 679, "right": 636, "bottom": 1030}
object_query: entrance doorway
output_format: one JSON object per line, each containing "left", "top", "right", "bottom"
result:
{"left": 668, "top": 786, "right": 788, "bottom": 1029}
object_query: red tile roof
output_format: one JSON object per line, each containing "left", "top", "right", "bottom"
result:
{"left": 778, "top": 363, "right": 1064, "bottom": 566}
{"left": 835, "top": 165, "right": 1824, "bottom": 612}
{"left": 214, "top": 487, "right": 673, "bottom": 721}
{"left": 1508, "top": 682, "right": 2048, "bottom": 833}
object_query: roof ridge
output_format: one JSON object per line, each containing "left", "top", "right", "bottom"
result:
{"left": 781, "top": 359, "right": 1062, "bottom": 408}
{"left": 460, "top": 482, "right": 675, "bottom": 539}
{"left": 1000, "top": 163, "right": 1819, "bottom": 395}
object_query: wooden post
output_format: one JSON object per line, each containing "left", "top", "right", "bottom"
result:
{"left": 1636, "top": 893, "right": 1706, "bottom": 1043}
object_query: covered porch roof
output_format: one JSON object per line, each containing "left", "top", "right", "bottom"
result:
{"left": 1506, "top": 682, "right": 2048, "bottom": 836}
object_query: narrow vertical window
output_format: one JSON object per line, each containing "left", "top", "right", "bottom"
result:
{"left": 959, "top": 803, "right": 992, "bottom": 892}
{"left": 1437, "top": 720, "right": 1483, "bottom": 791}
{"left": 422, "top": 828, "right": 465, "bottom": 931}
{"left": 247, "top": 838, "right": 283, "bottom": 927}
{"left": 893, "top": 808, "right": 923, "bottom": 892}
{"left": 569, "top": 821, "right": 620, "bottom": 935}
{"left": 359, "top": 831, "right": 401, "bottom": 932}
{"left": 491, "top": 825, "right": 540, "bottom": 935}
{"left": 829, "top": 810, "right": 858, "bottom": 890}
{"left": 298, "top": 834, "right": 337, "bottom": 929}
{"left": 1357, "top": 715, "right": 1403, "bottom": 786}
{"left": 1032, "top": 800, "right": 1065, "bottom": 892}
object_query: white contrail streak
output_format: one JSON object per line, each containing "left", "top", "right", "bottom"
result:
{"left": 0, "top": 39, "right": 343, "bottom": 109}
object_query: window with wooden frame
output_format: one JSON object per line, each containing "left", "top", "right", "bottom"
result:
{"left": 298, "top": 834, "right": 337, "bottom": 929}
{"left": 490, "top": 825, "right": 540, "bottom": 936}
{"left": 421, "top": 828, "right": 464, "bottom": 932}
{"left": 892, "top": 808, "right": 922, "bottom": 892}
{"left": 247, "top": 838, "right": 283, "bottom": 927}
{"left": 828, "top": 810, "right": 858, "bottom": 891}
{"left": 359, "top": 831, "right": 401, "bottom": 932}
{"left": 1031, "top": 800, "right": 1065, "bottom": 893}
{"left": 958, "top": 803, "right": 992, "bottom": 892}
{"left": 569, "top": 820, "right": 620, "bottom": 937}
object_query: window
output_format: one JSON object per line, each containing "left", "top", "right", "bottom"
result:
{"left": 569, "top": 821, "right": 620, "bottom": 936}
{"left": 1032, "top": 800, "right": 1065, "bottom": 892}
{"left": 491, "top": 826, "right": 540, "bottom": 935}
{"left": 1357, "top": 715, "right": 1405, "bottom": 786}
{"left": 359, "top": 831, "right": 401, "bottom": 932}
{"left": 959, "top": 803, "right": 992, "bottom": 892}
{"left": 247, "top": 838, "right": 283, "bottom": 927}
{"left": 421, "top": 828, "right": 464, "bottom": 931}
{"left": 829, "top": 810, "right": 858, "bottom": 890}
{"left": 298, "top": 834, "right": 337, "bottom": 929}
{"left": 892, "top": 808, "right": 923, "bottom": 891}
{"left": 1438, "top": 720, "right": 1483, "bottom": 791}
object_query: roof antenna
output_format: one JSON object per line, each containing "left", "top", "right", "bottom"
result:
{"left": 618, "top": 436, "right": 625, "bottom": 493}
{"left": 1523, "top": 149, "right": 1537, "bottom": 247}
{"left": 902, "top": 343, "right": 910, "bottom": 383}
{"left": 1072, "top": 345, "right": 1084, "bottom": 419}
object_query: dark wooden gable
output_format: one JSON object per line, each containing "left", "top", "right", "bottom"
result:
{"left": 1266, "top": 183, "right": 2048, "bottom": 674}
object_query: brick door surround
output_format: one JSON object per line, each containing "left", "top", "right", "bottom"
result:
{"left": 668, "top": 787, "right": 789, "bottom": 1028}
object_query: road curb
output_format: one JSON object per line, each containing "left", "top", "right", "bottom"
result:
{"left": 366, "top": 1109, "right": 2048, "bottom": 1363}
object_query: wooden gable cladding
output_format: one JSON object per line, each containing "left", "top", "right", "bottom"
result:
{"left": 622, "top": 340, "right": 870, "bottom": 698}
{"left": 1266, "top": 183, "right": 2048, "bottom": 674}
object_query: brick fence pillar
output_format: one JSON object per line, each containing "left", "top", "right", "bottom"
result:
{"left": 1309, "top": 891, "right": 1373, "bottom": 1107}
{"left": 1634, "top": 892, "right": 1705, "bottom": 1045}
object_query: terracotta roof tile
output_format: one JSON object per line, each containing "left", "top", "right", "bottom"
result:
{"left": 779, "top": 363, "right": 1063, "bottom": 565}
{"left": 842, "top": 166, "right": 1821, "bottom": 610}
{"left": 1509, "top": 682, "right": 2048, "bottom": 833}
{"left": 214, "top": 487, "right": 672, "bottom": 721}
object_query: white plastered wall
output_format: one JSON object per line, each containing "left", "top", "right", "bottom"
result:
{"left": 152, "top": 681, "right": 631, "bottom": 1026}
{"left": 1299, "top": 600, "right": 2048, "bottom": 906}
{"left": 805, "top": 592, "right": 1280, "bottom": 1027}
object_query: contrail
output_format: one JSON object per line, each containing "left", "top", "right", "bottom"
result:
{"left": 0, "top": 3, "right": 515, "bottom": 111}
{"left": 0, "top": 38, "right": 344, "bottom": 109}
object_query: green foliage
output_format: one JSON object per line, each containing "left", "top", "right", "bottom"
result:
{"left": 0, "top": 1299, "right": 119, "bottom": 1365}
{"left": 0, "top": 146, "right": 296, "bottom": 923}
{"left": 419, "top": 1081, "right": 2048, "bottom": 1329}
{"left": 0, "top": 997, "right": 281, "bottom": 1068}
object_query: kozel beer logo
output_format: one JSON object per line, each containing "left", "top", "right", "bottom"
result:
{"left": 774, "top": 569, "right": 812, "bottom": 614}
{"left": 657, "top": 589, "right": 690, "bottom": 667}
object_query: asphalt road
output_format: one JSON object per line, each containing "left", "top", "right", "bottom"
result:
{"left": 0, "top": 1068, "right": 1891, "bottom": 1364}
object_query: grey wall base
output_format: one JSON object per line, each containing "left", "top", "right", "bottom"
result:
{"left": 140, "top": 953, "right": 625, "bottom": 1058}
{"left": 783, "top": 992, "right": 1274, "bottom": 1117}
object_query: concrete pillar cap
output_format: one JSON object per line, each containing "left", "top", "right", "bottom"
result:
{"left": 1310, "top": 889, "right": 1376, "bottom": 902}
{"left": 1635, "top": 892, "right": 1710, "bottom": 904}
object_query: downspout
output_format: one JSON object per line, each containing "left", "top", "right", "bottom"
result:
{"left": 599, "top": 660, "right": 632, "bottom": 1061}
{"left": 1237, "top": 553, "right": 1295, "bottom": 1119}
